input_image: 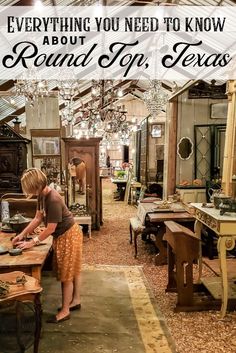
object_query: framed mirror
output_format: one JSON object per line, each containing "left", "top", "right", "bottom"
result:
{"left": 177, "top": 137, "right": 193, "bottom": 160}
{"left": 68, "top": 157, "right": 87, "bottom": 207}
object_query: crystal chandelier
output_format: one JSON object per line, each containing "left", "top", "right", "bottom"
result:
{"left": 14, "top": 68, "right": 49, "bottom": 105}
{"left": 58, "top": 79, "right": 80, "bottom": 101}
{"left": 60, "top": 100, "right": 75, "bottom": 126}
{"left": 143, "top": 80, "right": 169, "bottom": 117}
{"left": 76, "top": 80, "right": 127, "bottom": 129}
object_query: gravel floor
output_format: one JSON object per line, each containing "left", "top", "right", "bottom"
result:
{"left": 83, "top": 179, "right": 236, "bottom": 353}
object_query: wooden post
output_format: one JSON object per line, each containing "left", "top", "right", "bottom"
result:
{"left": 222, "top": 80, "right": 236, "bottom": 196}
{"left": 166, "top": 98, "right": 178, "bottom": 197}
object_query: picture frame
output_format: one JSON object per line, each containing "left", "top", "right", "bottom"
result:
{"left": 151, "top": 124, "right": 162, "bottom": 138}
{"left": 32, "top": 136, "right": 60, "bottom": 156}
{"left": 31, "top": 129, "right": 61, "bottom": 156}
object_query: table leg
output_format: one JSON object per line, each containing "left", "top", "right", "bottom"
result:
{"left": 218, "top": 237, "right": 228, "bottom": 318}
{"left": 16, "top": 301, "right": 25, "bottom": 353}
{"left": 88, "top": 223, "right": 91, "bottom": 238}
{"left": 34, "top": 293, "right": 42, "bottom": 353}
{"left": 217, "top": 236, "right": 236, "bottom": 318}
{"left": 154, "top": 224, "right": 167, "bottom": 266}
{"left": 194, "top": 220, "right": 202, "bottom": 283}
{"left": 166, "top": 244, "right": 176, "bottom": 291}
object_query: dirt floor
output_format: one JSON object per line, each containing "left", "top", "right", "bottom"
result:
{"left": 82, "top": 178, "right": 236, "bottom": 353}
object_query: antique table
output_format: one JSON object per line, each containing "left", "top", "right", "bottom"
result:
{"left": 192, "top": 203, "right": 236, "bottom": 318}
{"left": 0, "top": 232, "right": 52, "bottom": 282}
{"left": 137, "top": 202, "right": 195, "bottom": 265}
{"left": 0, "top": 271, "right": 42, "bottom": 353}
{"left": 111, "top": 178, "right": 127, "bottom": 201}
{"left": 148, "top": 211, "right": 195, "bottom": 265}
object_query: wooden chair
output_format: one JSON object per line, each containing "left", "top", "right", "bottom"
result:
{"left": 130, "top": 215, "right": 160, "bottom": 258}
{"left": 163, "top": 221, "right": 200, "bottom": 312}
{"left": 129, "top": 216, "right": 145, "bottom": 258}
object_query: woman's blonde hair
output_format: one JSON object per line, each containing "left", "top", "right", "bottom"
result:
{"left": 21, "top": 168, "right": 47, "bottom": 196}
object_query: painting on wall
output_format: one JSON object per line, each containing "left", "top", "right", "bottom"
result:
{"left": 32, "top": 136, "right": 60, "bottom": 156}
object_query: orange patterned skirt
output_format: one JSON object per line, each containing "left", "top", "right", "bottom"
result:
{"left": 53, "top": 223, "right": 83, "bottom": 282}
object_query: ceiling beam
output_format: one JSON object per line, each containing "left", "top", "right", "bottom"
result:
{"left": 0, "top": 80, "right": 15, "bottom": 91}
{"left": 72, "top": 80, "right": 132, "bottom": 115}
{"left": 0, "top": 106, "right": 25, "bottom": 124}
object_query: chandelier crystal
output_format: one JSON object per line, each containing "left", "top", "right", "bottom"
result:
{"left": 14, "top": 68, "right": 49, "bottom": 105}
{"left": 75, "top": 80, "right": 128, "bottom": 132}
{"left": 60, "top": 100, "right": 75, "bottom": 126}
{"left": 143, "top": 80, "right": 168, "bottom": 117}
{"left": 58, "top": 79, "right": 80, "bottom": 101}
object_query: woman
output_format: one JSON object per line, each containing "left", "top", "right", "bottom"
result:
{"left": 12, "top": 168, "right": 83, "bottom": 324}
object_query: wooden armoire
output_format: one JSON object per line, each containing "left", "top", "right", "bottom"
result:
{"left": 0, "top": 124, "right": 29, "bottom": 196}
{"left": 62, "top": 137, "right": 102, "bottom": 230}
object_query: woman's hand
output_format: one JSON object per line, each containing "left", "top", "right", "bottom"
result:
{"left": 16, "top": 240, "right": 34, "bottom": 250}
{"left": 12, "top": 233, "right": 24, "bottom": 246}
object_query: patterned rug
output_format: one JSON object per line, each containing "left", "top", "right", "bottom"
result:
{"left": 38, "top": 265, "right": 175, "bottom": 353}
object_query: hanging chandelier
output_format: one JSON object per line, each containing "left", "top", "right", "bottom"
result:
{"left": 143, "top": 80, "right": 169, "bottom": 117}
{"left": 58, "top": 79, "right": 80, "bottom": 101}
{"left": 14, "top": 68, "right": 49, "bottom": 105}
{"left": 60, "top": 100, "right": 75, "bottom": 126}
{"left": 75, "top": 80, "right": 127, "bottom": 130}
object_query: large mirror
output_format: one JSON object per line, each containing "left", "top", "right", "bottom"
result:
{"left": 177, "top": 137, "right": 193, "bottom": 160}
{"left": 68, "top": 157, "right": 87, "bottom": 207}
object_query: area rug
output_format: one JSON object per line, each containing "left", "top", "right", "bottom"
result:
{"left": 38, "top": 265, "right": 175, "bottom": 353}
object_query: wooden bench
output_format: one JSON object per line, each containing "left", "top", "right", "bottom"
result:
{"left": 164, "top": 221, "right": 200, "bottom": 312}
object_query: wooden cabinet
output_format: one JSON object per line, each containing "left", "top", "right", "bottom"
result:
{"left": 62, "top": 137, "right": 102, "bottom": 230}
{"left": 0, "top": 124, "right": 29, "bottom": 196}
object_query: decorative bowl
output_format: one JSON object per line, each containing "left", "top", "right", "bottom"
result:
{"left": 3, "top": 213, "right": 32, "bottom": 234}
{"left": 214, "top": 195, "right": 231, "bottom": 209}
{"left": 9, "top": 248, "right": 23, "bottom": 256}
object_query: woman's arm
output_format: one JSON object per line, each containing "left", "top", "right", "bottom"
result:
{"left": 15, "top": 222, "right": 57, "bottom": 250}
{"left": 12, "top": 210, "right": 43, "bottom": 245}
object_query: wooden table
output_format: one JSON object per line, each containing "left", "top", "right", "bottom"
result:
{"left": 148, "top": 211, "right": 195, "bottom": 265}
{"left": 192, "top": 203, "right": 236, "bottom": 318}
{"left": 111, "top": 178, "right": 127, "bottom": 201}
{"left": 137, "top": 202, "right": 195, "bottom": 265}
{"left": 0, "top": 232, "right": 52, "bottom": 282}
{"left": 0, "top": 271, "right": 42, "bottom": 353}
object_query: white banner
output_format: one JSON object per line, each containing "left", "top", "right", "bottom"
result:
{"left": 0, "top": 5, "right": 236, "bottom": 80}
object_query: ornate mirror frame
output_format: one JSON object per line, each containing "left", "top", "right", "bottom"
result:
{"left": 177, "top": 137, "right": 194, "bottom": 160}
